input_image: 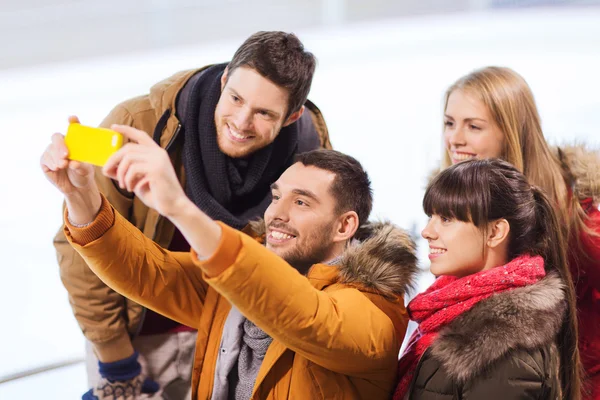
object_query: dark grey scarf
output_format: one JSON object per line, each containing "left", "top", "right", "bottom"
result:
{"left": 180, "top": 63, "right": 300, "bottom": 229}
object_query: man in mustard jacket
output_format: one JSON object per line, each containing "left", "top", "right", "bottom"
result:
{"left": 41, "top": 125, "right": 417, "bottom": 399}
{"left": 53, "top": 31, "right": 331, "bottom": 399}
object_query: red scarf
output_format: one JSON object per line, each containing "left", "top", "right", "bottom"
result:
{"left": 393, "top": 255, "right": 546, "bottom": 399}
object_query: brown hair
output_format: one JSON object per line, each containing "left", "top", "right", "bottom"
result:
{"left": 295, "top": 149, "right": 373, "bottom": 227}
{"left": 424, "top": 159, "right": 581, "bottom": 398}
{"left": 228, "top": 31, "right": 316, "bottom": 118}
{"left": 442, "top": 66, "right": 593, "bottom": 245}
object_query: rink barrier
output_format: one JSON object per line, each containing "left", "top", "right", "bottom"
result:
{"left": 0, "top": 357, "right": 84, "bottom": 385}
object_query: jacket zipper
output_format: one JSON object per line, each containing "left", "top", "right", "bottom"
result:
{"left": 165, "top": 123, "right": 182, "bottom": 153}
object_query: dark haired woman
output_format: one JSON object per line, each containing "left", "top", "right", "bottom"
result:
{"left": 394, "top": 159, "right": 581, "bottom": 399}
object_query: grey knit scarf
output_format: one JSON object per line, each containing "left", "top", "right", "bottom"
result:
{"left": 229, "top": 319, "right": 274, "bottom": 400}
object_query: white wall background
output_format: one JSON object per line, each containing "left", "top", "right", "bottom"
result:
{"left": 0, "top": 7, "right": 599, "bottom": 397}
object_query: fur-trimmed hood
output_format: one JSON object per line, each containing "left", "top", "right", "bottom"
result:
{"left": 248, "top": 220, "right": 419, "bottom": 300}
{"left": 429, "top": 272, "right": 566, "bottom": 384}
{"left": 556, "top": 144, "right": 600, "bottom": 203}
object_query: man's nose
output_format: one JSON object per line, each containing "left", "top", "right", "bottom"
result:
{"left": 233, "top": 107, "right": 253, "bottom": 131}
{"left": 265, "top": 199, "right": 290, "bottom": 223}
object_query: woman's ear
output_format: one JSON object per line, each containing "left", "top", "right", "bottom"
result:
{"left": 487, "top": 218, "right": 510, "bottom": 248}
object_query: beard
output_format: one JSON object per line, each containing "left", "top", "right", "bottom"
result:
{"left": 277, "top": 220, "right": 337, "bottom": 275}
{"left": 214, "top": 116, "right": 252, "bottom": 158}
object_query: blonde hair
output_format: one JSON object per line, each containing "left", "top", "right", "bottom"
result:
{"left": 443, "top": 66, "right": 588, "bottom": 241}
{"left": 443, "top": 66, "right": 584, "bottom": 398}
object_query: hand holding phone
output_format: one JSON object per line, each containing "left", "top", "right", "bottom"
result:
{"left": 41, "top": 117, "right": 103, "bottom": 224}
{"left": 65, "top": 123, "right": 124, "bottom": 167}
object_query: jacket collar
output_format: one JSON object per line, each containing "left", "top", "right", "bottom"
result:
{"left": 429, "top": 272, "right": 566, "bottom": 384}
{"left": 249, "top": 220, "right": 419, "bottom": 298}
{"left": 555, "top": 145, "right": 600, "bottom": 203}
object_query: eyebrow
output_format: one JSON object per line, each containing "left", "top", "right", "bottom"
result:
{"left": 229, "top": 88, "right": 280, "bottom": 119}
{"left": 292, "top": 189, "right": 320, "bottom": 203}
{"left": 444, "top": 114, "right": 487, "bottom": 123}
{"left": 270, "top": 183, "right": 320, "bottom": 203}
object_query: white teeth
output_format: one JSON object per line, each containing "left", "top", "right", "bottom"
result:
{"left": 453, "top": 152, "right": 476, "bottom": 161}
{"left": 229, "top": 125, "right": 249, "bottom": 140}
{"left": 429, "top": 248, "right": 447, "bottom": 254}
{"left": 271, "top": 231, "right": 294, "bottom": 240}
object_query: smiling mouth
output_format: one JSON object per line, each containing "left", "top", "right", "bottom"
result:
{"left": 267, "top": 228, "right": 297, "bottom": 244}
{"left": 270, "top": 231, "right": 295, "bottom": 239}
{"left": 227, "top": 123, "right": 254, "bottom": 142}
{"left": 452, "top": 152, "right": 477, "bottom": 162}
{"left": 429, "top": 247, "right": 447, "bottom": 254}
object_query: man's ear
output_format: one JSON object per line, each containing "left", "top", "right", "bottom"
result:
{"left": 282, "top": 105, "right": 305, "bottom": 127}
{"left": 220, "top": 67, "right": 229, "bottom": 91}
{"left": 333, "top": 211, "right": 359, "bottom": 244}
{"left": 487, "top": 218, "right": 510, "bottom": 248}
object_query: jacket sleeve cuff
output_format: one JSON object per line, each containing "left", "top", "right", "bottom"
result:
{"left": 191, "top": 222, "right": 242, "bottom": 277}
{"left": 65, "top": 194, "right": 115, "bottom": 245}
{"left": 92, "top": 332, "right": 136, "bottom": 363}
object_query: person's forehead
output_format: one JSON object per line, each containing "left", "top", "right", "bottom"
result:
{"left": 447, "top": 90, "right": 487, "bottom": 114}
{"left": 226, "top": 67, "right": 288, "bottom": 111}
{"left": 276, "top": 164, "right": 336, "bottom": 196}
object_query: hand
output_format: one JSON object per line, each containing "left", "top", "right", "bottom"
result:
{"left": 40, "top": 116, "right": 95, "bottom": 196}
{"left": 103, "top": 124, "right": 190, "bottom": 218}
{"left": 82, "top": 351, "right": 160, "bottom": 400}
{"left": 82, "top": 376, "right": 160, "bottom": 400}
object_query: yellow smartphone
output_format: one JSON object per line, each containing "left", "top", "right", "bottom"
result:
{"left": 65, "top": 123, "right": 124, "bottom": 167}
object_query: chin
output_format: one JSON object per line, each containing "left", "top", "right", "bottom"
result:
{"left": 273, "top": 249, "right": 292, "bottom": 261}
{"left": 266, "top": 244, "right": 289, "bottom": 256}
{"left": 429, "top": 265, "right": 449, "bottom": 277}
{"left": 217, "top": 139, "right": 251, "bottom": 158}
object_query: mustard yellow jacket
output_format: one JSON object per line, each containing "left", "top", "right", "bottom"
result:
{"left": 65, "top": 197, "right": 418, "bottom": 399}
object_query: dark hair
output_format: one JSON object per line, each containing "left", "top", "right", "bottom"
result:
{"left": 227, "top": 31, "right": 316, "bottom": 118}
{"left": 294, "top": 149, "right": 372, "bottom": 227}
{"left": 424, "top": 158, "right": 581, "bottom": 398}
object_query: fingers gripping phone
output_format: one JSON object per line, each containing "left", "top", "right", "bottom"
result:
{"left": 65, "top": 123, "right": 124, "bottom": 167}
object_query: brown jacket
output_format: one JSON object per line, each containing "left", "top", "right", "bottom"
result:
{"left": 64, "top": 197, "right": 419, "bottom": 399}
{"left": 53, "top": 66, "right": 332, "bottom": 361}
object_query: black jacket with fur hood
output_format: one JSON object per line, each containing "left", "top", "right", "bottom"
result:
{"left": 408, "top": 272, "right": 567, "bottom": 399}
